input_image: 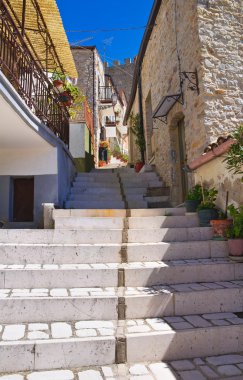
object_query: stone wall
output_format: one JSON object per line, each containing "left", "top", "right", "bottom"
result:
{"left": 135, "top": 0, "right": 242, "bottom": 204}
{"left": 197, "top": 0, "right": 243, "bottom": 142}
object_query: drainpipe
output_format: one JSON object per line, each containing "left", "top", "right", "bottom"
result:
{"left": 138, "top": 66, "right": 145, "bottom": 163}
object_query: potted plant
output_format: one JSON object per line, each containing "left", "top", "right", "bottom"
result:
{"left": 226, "top": 204, "right": 243, "bottom": 257}
{"left": 210, "top": 192, "right": 232, "bottom": 239}
{"left": 197, "top": 187, "right": 219, "bottom": 227}
{"left": 129, "top": 112, "right": 146, "bottom": 167}
{"left": 98, "top": 160, "right": 106, "bottom": 167}
{"left": 185, "top": 184, "right": 202, "bottom": 212}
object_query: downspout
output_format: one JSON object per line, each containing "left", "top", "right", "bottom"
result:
{"left": 138, "top": 65, "right": 145, "bottom": 163}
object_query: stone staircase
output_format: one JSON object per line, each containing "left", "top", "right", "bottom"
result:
{"left": 1, "top": 168, "right": 243, "bottom": 379}
{"left": 65, "top": 166, "right": 171, "bottom": 209}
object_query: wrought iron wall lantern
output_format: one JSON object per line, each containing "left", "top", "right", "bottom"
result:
{"left": 179, "top": 70, "right": 200, "bottom": 95}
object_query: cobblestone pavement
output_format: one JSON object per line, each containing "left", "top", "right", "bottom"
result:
{"left": 2, "top": 354, "right": 243, "bottom": 379}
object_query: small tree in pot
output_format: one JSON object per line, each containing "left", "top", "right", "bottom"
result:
{"left": 226, "top": 204, "right": 243, "bottom": 257}
{"left": 129, "top": 113, "right": 146, "bottom": 172}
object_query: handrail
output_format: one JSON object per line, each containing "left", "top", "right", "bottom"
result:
{"left": 0, "top": 1, "right": 69, "bottom": 145}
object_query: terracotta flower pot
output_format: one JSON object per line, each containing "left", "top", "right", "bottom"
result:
{"left": 228, "top": 239, "right": 243, "bottom": 256}
{"left": 210, "top": 219, "right": 233, "bottom": 238}
{"left": 135, "top": 162, "right": 144, "bottom": 173}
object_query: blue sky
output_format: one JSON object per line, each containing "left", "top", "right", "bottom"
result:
{"left": 56, "top": 0, "right": 154, "bottom": 65}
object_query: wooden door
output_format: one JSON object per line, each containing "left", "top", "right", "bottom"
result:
{"left": 13, "top": 178, "right": 34, "bottom": 222}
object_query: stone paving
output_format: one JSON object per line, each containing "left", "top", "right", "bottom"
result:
{"left": 0, "top": 321, "right": 117, "bottom": 341}
{"left": 2, "top": 354, "right": 243, "bottom": 379}
{"left": 124, "top": 313, "right": 243, "bottom": 333}
{"left": 0, "top": 287, "right": 117, "bottom": 298}
{"left": 0, "top": 263, "right": 119, "bottom": 270}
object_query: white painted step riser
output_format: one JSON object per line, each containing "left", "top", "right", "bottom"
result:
{"left": 0, "top": 241, "right": 228, "bottom": 265}
{"left": 74, "top": 178, "right": 119, "bottom": 184}
{"left": 0, "top": 338, "right": 115, "bottom": 372}
{"left": 65, "top": 201, "right": 125, "bottom": 209}
{"left": 0, "top": 244, "right": 121, "bottom": 264}
{"left": 126, "top": 287, "right": 242, "bottom": 319}
{"left": 54, "top": 215, "right": 200, "bottom": 229}
{"left": 125, "top": 264, "right": 237, "bottom": 286}
{"left": 55, "top": 217, "right": 124, "bottom": 229}
{"left": 125, "top": 263, "right": 236, "bottom": 286}
{"left": 0, "top": 269, "right": 118, "bottom": 288}
{"left": 70, "top": 188, "right": 121, "bottom": 195}
{"left": 126, "top": 325, "right": 242, "bottom": 362}
{"left": 0, "top": 298, "right": 117, "bottom": 324}
{"left": 0, "top": 230, "right": 123, "bottom": 244}
{"left": 127, "top": 228, "right": 213, "bottom": 243}
{"left": 53, "top": 208, "right": 186, "bottom": 218}
{"left": 127, "top": 241, "right": 228, "bottom": 262}
{"left": 68, "top": 195, "right": 123, "bottom": 201}
{"left": 72, "top": 183, "right": 120, "bottom": 188}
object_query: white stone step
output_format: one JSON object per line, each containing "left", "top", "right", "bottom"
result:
{"left": 123, "top": 258, "right": 242, "bottom": 286}
{"left": 119, "top": 172, "right": 159, "bottom": 179}
{"left": 126, "top": 240, "right": 228, "bottom": 262}
{"left": 65, "top": 201, "right": 125, "bottom": 209}
{"left": 0, "top": 243, "right": 121, "bottom": 264}
{"left": 122, "top": 180, "right": 163, "bottom": 187}
{"left": 0, "top": 320, "right": 116, "bottom": 372}
{"left": 0, "top": 264, "right": 119, "bottom": 288}
{"left": 0, "top": 229, "right": 123, "bottom": 244}
{"left": 125, "top": 281, "right": 243, "bottom": 319}
{"left": 70, "top": 187, "right": 120, "bottom": 195}
{"left": 77, "top": 173, "right": 117, "bottom": 177}
{"left": 0, "top": 362, "right": 179, "bottom": 380}
{"left": 53, "top": 207, "right": 186, "bottom": 218}
{"left": 3, "top": 354, "right": 243, "bottom": 379}
{"left": 54, "top": 217, "right": 124, "bottom": 229}
{"left": 125, "top": 314, "right": 243, "bottom": 362}
{"left": 144, "top": 196, "right": 170, "bottom": 203}
{"left": 54, "top": 215, "right": 199, "bottom": 230}
{"left": 0, "top": 287, "right": 117, "bottom": 323}
{"left": 74, "top": 177, "right": 119, "bottom": 183}
{"left": 72, "top": 182, "right": 120, "bottom": 188}
{"left": 127, "top": 227, "right": 213, "bottom": 243}
{"left": 0, "top": 240, "right": 228, "bottom": 265}
{"left": 127, "top": 201, "right": 148, "bottom": 209}
{"left": 68, "top": 194, "right": 123, "bottom": 202}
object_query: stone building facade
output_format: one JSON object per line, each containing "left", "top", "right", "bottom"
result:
{"left": 71, "top": 46, "right": 106, "bottom": 165}
{"left": 125, "top": 0, "right": 242, "bottom": 206}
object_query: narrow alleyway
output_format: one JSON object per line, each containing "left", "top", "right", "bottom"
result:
{"left": 0, "top": 166, "right": 243, "bottom": 380}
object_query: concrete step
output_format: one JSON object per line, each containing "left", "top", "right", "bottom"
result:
{"left": 53, "top": 207, "right": 186, "bottom": 218}
{"left": 127, "top": 201, "right": 148, "bottom": 209}
{"left": 0, "top": 264, "right": 119, "bottom": 288}
{"left": 65, "top": 200, "right": 125, "bottom": 209}
{"left": 122, "top": 180, "right": 163, "bottom": 187}
{"left": 72, "top": 182, "right": 120, "bottom": 188}
{"left": 123, "top": 258, "right": 242, "bottom": 286}
{"left": 74, "top": 178, "right": 120, "bottom": 184}
{"left": 119, "top": 172, "right": 159, "bottom": 179}
{"left": 54, "top": 215, "right": 199, "bottom": 230}
{"left": 70, "top": 187, "right": 121, "bottom": 195}
{"left": 68, "top": 194, "right": 123, "bottom": 201}
{"left": 125, "top": 314, "right": 243, "bottom": 362}
{"left": 127, "top": 227, "right": 213, "bottom": 243}
{"left": 0, "top": 229, "right": 123, "bottom": 244}
{"left": 144, "top": 196, "right": 170, "bottom": 203}
{"left": 0, "top": 243, "right": 121, "bottom": 264}
{"left": 125, "top": 281, "right": 243, "bottom": 319}
{"left": 76, "top": 173, "right": 117, "bottom": 177}
{"left": 3, "top": 354, "right": 243, "bottom": 379}
{"left": 0, "top": 240, "right": 228, "bottom": 265}
{"left": 0, "top": 287, "right": 118, "bottom": 323}
{"left": 146, "top": 187, "right": 170, "bottom": 196}
{"left": 0, "top": 320, "right": 116, "bottom": 372}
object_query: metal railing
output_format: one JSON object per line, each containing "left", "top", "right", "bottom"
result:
{"left": 98, "top": 86, "right": 113, "bottom": 103}
{"left": 0, "top": 1, "right": 69, "bottom": 145}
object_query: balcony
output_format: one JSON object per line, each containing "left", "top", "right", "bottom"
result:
{"left": 0, "top": 0, "right": 69, "bottom": 145}
{"left": 99, "top": 86, "right": 116, "bottom": 104}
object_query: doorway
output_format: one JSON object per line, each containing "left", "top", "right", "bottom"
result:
{"left": 177, "top": 119, "right": 188, "bottom": 201}
{"left": 13, "top": 178, "right": 34, "bottom": 222}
